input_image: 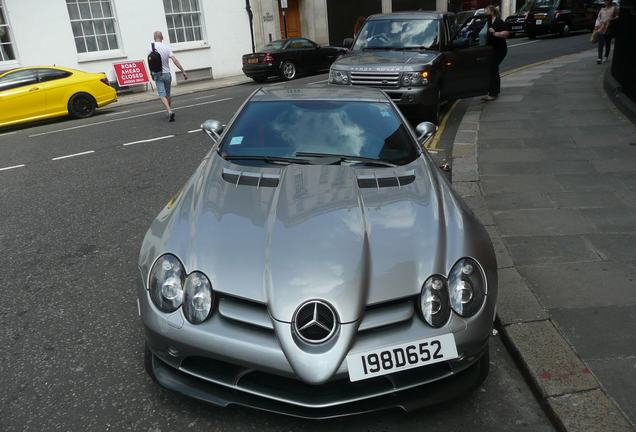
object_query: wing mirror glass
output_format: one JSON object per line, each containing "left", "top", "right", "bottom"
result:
{"left": 201, "top": 119, "right": 224, "bottom": 143}
{"left": 342, "top": 37, "right": 354, "bottom": 49}
{"left": 416, "top": 121, "right": 437, "bottom": 144}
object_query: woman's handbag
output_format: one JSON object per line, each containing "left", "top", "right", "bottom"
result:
{"left": 591, "top": 30, "right": 599, "bottom": 43}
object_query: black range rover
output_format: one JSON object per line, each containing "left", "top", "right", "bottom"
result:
{"left": 329, "top": 12, "right": 493, "bottom": 123}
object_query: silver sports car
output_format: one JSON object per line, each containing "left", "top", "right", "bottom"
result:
{"left": 137, "top": 86, "right": 497, "bottom": 418}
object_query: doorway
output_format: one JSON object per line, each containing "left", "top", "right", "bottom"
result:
{"left": 279, "top": 0, "right": 302, "bottom": 38}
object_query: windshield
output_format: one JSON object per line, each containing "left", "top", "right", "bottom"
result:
{"left": 220, "top": 101, "right": 418, "bottom": 165}
{"left": 352, "top": 19, "right": 439, "bottom": 51}
{"left": 264, "top": 40, "right": 285, "bottom": 50}
{"left": 532, "top": 0, "right": 557, "bottom": 8}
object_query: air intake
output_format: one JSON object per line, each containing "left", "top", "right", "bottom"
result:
{"left": 357, "top": 170, "right": 415, "bottom": 189}
{"left": 222, "top": 168, "right": 280, "bottom": 188}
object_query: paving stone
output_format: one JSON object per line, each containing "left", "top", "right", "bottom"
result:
{"left": 552, "top": 305, "right": 636, "bottom": 360}
{"left": 484, "top": 191, "right": 554, "bottom": 211}
{"left": 616, "top": 173, "right": 636, "bottom": 190}
{"left": 616, "top": 190, "right": 636, "bottom": 207}
{"left": 453, "top": 157, "right": 478, "bottom": 182}
{"left": 493, "top": 209, "right": 596, "bottom": 236}
{"left": 547, "top": 192, "right": 625, "bottom": 209}
{"left": 496, "top": 267, "right": 548, "bottom": 326}
{"left": 580, "top": 207, "right": 636, "bottom": 233}
{"left": 493, "top": 94, "right": 524, "bottom": 103}
{"left": 585, "top": 234, "right": 636, "bottom": 261}
{"left": 479, "top": 161, "right": 596, "bottom": 176}
{"left": 452, "top": 181, "right": 481, "bottom": 197}
{"left": 485, "top": 226, "right": 513, "bottom": 269}
{"left": 455, "top": 130, "right": 478, "bottom": 144}
{"left": 478, "top": 138, "right": 527, "bottom": 149}
{"left": 592, "top": 158, "right": 636, "bottom": 174}
{"left": 504, "top": 320, "right": 598, "bottom": 398}
{"left": 523, "top": 136, "right": 579, "bottom": 148}
{"left": 462, "top": 194, "right": 495, "bottom": 226}
{"left": 478, "top": 119, "right": 526, "bottom": 130}
{"left": 586, "top": 358, "right": 636, "bottom": 426}
{"left": 479, "top": 148, "right": 545, "bottom": 163}
{"left": 517, "top": 261, "right": 636, "bottom": 310}
{"left": 480, "top": 175, "right": 564, "bottom": 194}
{"left": 548, "top": 389, "right": 634, "bottom": 432}
{"left": 503, "top": 235, "right": 602, "bottom": 266}
{"left": 556, "top": 174, "right": 626, "bottom": 193}
{"left": 452, "top": 143, "right": 475, "bottom": 158}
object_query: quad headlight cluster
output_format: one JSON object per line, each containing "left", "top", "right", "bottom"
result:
{"left": 419, "top": 258, "right": 486, "bottom": 328}
{"left": 328, "top": 69, "right": 350, "bottom": 84}
{"left": 148, "top": 254, "right": 214, "bottom": 324}
{"left": 401, "top": 70, "right": 429, "bottom": 86}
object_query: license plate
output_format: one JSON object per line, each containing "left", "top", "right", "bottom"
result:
{"left": 512, "top": 25, "right": 522, "bottom": 30}
{"left": 536, "top": 19, "right": 543, "bottom": 25}
{"left": 346, "top": 334, "right": 458, "bottom": 382}
{"left": 247, "top": 58, "right": 259, "bottom": 64}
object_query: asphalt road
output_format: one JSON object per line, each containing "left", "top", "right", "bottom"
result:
{"left": 1, "top": 32, "right": 591, "bottom": 431}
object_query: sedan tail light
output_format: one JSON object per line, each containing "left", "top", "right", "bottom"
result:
{"left": 99, "top": 74, "right": 110, "bottom": 86}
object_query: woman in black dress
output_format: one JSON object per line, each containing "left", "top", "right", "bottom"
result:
{"left": 483, "top": 5, "right": 510, "bottom": 101}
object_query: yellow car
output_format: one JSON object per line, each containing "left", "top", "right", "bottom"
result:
{"left": 0, "top": 66, "right": 117, "bottom": 128}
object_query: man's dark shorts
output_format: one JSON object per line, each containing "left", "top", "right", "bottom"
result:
{"left": 152, "top": 72, "right": 172, "bottom": 97}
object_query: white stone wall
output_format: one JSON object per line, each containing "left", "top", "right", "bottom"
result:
{"left": 1, "top": 0, "right": 253, "bottom": 82}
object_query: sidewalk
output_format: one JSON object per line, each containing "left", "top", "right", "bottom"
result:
{"left": 451, "top": 49, "right": 636, "bottom": 431}
{"left": 111, "top": 74, "right": 251, "bottom": 108}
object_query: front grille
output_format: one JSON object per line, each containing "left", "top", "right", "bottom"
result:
{"left": 350, "top": 71, "right": 400, "bottom": 88}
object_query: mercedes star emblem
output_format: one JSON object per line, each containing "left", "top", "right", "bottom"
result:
{"left": 293, "top": 300, "right": 338, "bottom": 344}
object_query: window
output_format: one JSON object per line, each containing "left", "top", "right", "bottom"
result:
{"left": 36, "top": 68, "right": 72, "bottom": 82}
{"left": 164, "top": 0, "right": 204, "bottom": 43}
{"left": 0, "top": 70, "right": 38, "bottom": 92}
{"left": 0, "top": 1, "right": 16, "bottom": 62}
{"left": 66, "top": 0, "right": 120, "bottom": 53}
{"left": 288, "top": 38, "right": 315, "bottom": 49}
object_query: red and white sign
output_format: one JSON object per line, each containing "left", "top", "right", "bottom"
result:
{"left": 113, "top": 61, "right": 150, "bottom": 86}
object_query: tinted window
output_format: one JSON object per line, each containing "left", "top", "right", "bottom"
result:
{"left": 37, "top": 69, "right": 72, "bottom": 82}
{"left": 264, "top": 40, "right": 285, "bottom": 50}
{"left": 457, "top": 14, "right": 488, "bottom": 46}
{"left": 288, "top": 38, "right": 315, "bottom": 49}
{"left": 353, "top": 18, "right": 439, "bottom": 50}
{"left": 532, "top": 0, "right": 557, "bottom": 8}
{"left": 221, "top": 101, "right": 419, "bottom": 165}
{"left": 0, "top": 70, "right": 38, "bottom": 92}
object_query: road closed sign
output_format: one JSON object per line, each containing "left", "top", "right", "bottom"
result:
{"left": 113, "top": 61, "right": 150, "bottom": 86}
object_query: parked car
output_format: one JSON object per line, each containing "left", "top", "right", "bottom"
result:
{"left": 329, "top": 12, "right": 493, "bottom": 123}
{"left": 525, "top": 0, "right": 595, "bottom": 38}
{"left": 241, "top": 38, "right": 347, "bottom": 82}
{"left": 0, "top": 66, "right": 117, "bottom": 128}
{"left": 505, "top": 2, "right": 531, "bottom": 37}
{"left": 138, "top": 85, "right": 497, "bottom": 418}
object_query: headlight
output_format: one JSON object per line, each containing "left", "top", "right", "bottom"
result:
{"left": 183, "top": 272, "right": 214, "bottom": 324}
{"left": 419, "top": 275, "right": 451, "bottom": 327}
{"left": 401, "top": 70, "right": 429, "bottom": 86}
{"left": 149, "top": 254, "right": 185, "bottom": 313}
{"left": 329, "top": 69, "right": 349, "bottom": 84}
{"left": 448, "top": 258, "right": 486, "bottom": 317}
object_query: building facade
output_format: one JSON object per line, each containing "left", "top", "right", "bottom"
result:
{"left": 0, "top": 0, "right": 253, "bottom": 84}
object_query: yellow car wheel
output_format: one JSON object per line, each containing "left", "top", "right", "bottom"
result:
{"left": 68, "top": 93, "right": 96, "bottom": 119}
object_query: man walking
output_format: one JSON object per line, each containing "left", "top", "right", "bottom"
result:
{"left": 147, "top": 31, "right": 187, "bottom": 121}
{"left": 483, "top": 6, "right": 509, "bottom": 101}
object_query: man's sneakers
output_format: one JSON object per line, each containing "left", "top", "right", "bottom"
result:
{"left": 169, "top": 111, "right": 175, "bottom": 122}
{"left": 597, "top": 58, "right": 602, "bottom": 65}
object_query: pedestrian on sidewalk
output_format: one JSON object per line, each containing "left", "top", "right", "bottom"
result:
{"left": 147, "top": 31, "right": 188, "bottom": 122}
{"left": 483, "top": 5, "right": 509, "bottom": 102}
{"left": 593, "top": 0, "right": 619, "bottom": 64}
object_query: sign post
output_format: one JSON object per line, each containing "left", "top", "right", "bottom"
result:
{"left": 280, "top": 0, "right": 288, "bottom": 39}
{"left": 112, "top": 60, "right": 150, "bottom": 87}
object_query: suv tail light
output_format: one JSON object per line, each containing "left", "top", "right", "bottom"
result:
{"left": 263, "top": 53, "right": 274, "bottom": 64}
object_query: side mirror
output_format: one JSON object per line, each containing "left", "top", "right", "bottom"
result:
{"left": 450, "top": 38, "right": 469, "bottom": 49}
{"left": 342, "top": 37, "right": 354, "bottom": 49}
{"left": 201, "top": 119, "right": 224, "bottom": 143}
{"left": 416, "top": 121, "right": 437, "bottom": 144}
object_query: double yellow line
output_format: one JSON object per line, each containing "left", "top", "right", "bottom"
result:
{"left": 426, "top": 100, "right": 459, "bottom": 150}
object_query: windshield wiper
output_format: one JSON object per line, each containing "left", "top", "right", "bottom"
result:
{"left": 223, "top": 155, "right": 314, "bottom": 165}
{"left": 295, "top": 152, "right": 397, "bottom": 167}
{"left": 392, "top": 46, "right": 435, "bottom": 51}
{"left": 361, "top": 46, "right": 400, "bottom": 51}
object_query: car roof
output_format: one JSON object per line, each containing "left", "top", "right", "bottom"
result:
{"left": 367, "top": 11, "right": 446, "bottom": 20}
{"left": 251, "top": 85, "right": 390, "bottom": 103}
{"left": 0, "top": 65, "right": 78, "bottom": 75}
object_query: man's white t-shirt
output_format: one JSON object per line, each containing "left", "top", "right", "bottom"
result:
{"left": 148, "top": 41, "right": 172, "bottom": 74}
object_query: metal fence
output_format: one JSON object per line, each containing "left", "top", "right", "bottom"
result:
{"left": 611, "top": 3, "right": 636, "bottom": 101}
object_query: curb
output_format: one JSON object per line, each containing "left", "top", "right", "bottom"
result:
{"left": 604, "top": 64, "right": 636, "bottom": 126}
{"left": 449, "top": 53, "right": 635, "bottom": 432}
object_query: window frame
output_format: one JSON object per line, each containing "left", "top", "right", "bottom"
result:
{"left": 163, "top": 0, "right": 207, "bottom": 45}
{"left": 0, "top": 69, "right": 39, "bottom": 92}
{"left": 35, "top": 68, "right": 73, "bottom": 83}
{"left": 66, "top": 0, "right": 122, "bottom": 55}
{"left": 0, "top": 0, "right": 18, "bottom": 64}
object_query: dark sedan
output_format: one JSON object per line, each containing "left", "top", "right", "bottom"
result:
{"left": 242, "top": 38, "right": 347, "bottom": 82}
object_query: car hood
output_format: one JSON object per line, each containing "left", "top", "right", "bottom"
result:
{"left": 333, "top": 50, "right": 439, "bottom": 71}
{"left": 140, "top": 153, "right": 492, "bottom": 325}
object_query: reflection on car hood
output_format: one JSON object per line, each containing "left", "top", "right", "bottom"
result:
{"left": 140, "top": 153, "right": 493, "bottom": 326}
{"left": 333, "top": 50, "right": 439, "bottom": 71}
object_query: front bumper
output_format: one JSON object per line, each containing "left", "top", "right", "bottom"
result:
{"left": 137, "top": 268, "right": 495, "bottom": 417}
{"left": 525, "top": 20, "right": 561, "bottom": 35}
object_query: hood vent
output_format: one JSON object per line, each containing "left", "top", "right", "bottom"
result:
{"left": 357, "top": 170, "right": 415, "bottom": 189}
{"left": 222, "top": 168, "right": 280, "bottom": 188}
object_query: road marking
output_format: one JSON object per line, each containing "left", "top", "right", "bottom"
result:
{"left": 508, "top": 40, "right": 540, "bottom": 48}
{"left": 0, "top": 164, "right": 25, "bottom": 171}
{"left": 427, "top": 100, "right": 459, "bottom": 151}
{"left": 309, "top": 79, "right": 327, "bottom": 85}
{"left": 194, "top": 94, "right": 217, "bottom": 100}
{"left": 122, "top": 135, "right": 175, "bottom": 146}
{"left": 187, "top": 129, "right": 202, "bottom": 133}
{"left": 0, "top": 131, "right": 17, "bottom": 137}
{"left": 104, "top": 110, "right": 131, "bottom": 117}
{"left": 52, "top": 150, "right": 95, "bottom": 161}
{"left": 267, "top": 82, "right": 285, "bottom": 87}
{"left": 28, "top": 98, "right": 233, "bottom": 138}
